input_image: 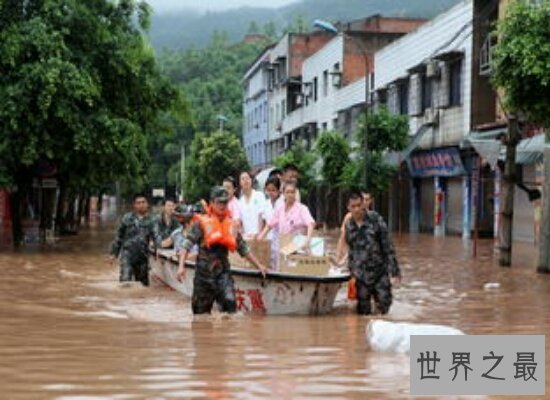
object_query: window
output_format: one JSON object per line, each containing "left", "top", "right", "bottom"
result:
{"left": 421, "top": 75, "right": 433, "bottom": 111}
{"left": 398, "top": 82, "right": 409, "bottom": 115}
{"left": 322, "top": 122, "right": 328, "bottom": 131}
{"left": 449, "top": 59, "right": 462, "bottom": 106}
{"left": 278, "top": 59, "right": 287, "bottom": 83}
{"left": 313, "top": 77, "right": 318, "bottom": 102}
{"left": 282, "top": 100, "right": 286, "bottom": 119}
{"left": 264, "top": 101, "right": 268, "bottom": 122}
{"left": 323, "top": 70, "right": 329, "bottom": 97}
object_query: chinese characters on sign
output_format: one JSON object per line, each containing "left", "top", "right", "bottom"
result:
{"left": 411, "top": 335, "right": 545, "bottom": 395}
{"left": 407, "top": 147, "right": 465, "bottom": 177}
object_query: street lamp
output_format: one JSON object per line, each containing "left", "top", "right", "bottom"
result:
{"left": 216, "top": 114, "right": 228, "bottom": 133}
{"left": 314, "top": 19, "right": 371, "bottom": 188}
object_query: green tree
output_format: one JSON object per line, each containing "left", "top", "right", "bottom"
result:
{"left": 0, "top": 0, "right": 185, "bottom": 243}
{"left": 315, "top": 130, "right": 351, "bottom": 225}
{"left": 492, "top": 0, "right": 550, "bottom": 128}
{"left": 284, "top": 15, "right": 308, "bottom": 34}
{"left": 247, "top": 21, "right": 260, "bottom": 34}
{"left": 490, "top": 1, "right": 550, "bottom": 272}
{"left": 262, "top": 21, "right": 278, "bottom": 40}
{"left": 342, "top": 107, "right": 409, "bottom": 194}
{"left": 184, "top": 132, "right": 249, "bottom": 201}
{"left": 315, "top": 131, "right": 350, "bottom": 185}
{"left": 275, "top": 141, "right": 317, "bottom": 199}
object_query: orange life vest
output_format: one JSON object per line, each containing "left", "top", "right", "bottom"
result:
{"left": 195, "top": 208, "right": 237, "bottom": 252}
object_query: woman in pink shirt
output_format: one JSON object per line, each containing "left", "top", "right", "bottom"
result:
{"left": 258, "top": 182, "right": 315, "bottom": 256}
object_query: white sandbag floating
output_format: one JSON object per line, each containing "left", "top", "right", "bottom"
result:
{"left": 366, "top": 320, "right": 465, "bottom": 354}
{"left": 483, "top": 282, "right": 500, "bottom": 290}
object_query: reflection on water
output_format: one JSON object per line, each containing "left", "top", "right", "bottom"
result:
{"left": 1, "top": 219, "right": 549, "bottom": 399}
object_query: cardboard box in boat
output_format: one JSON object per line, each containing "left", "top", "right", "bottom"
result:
{"left": 279, "top": 254, "right": 331, "bottom": 275}
{"left": 279, "top": 234, "right": 330, "bottom": 276}
{"left": 228, "top": 238, "right": 271, "bottom": 270}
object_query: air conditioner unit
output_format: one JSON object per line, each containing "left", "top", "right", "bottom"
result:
{"left": 303, "top": 83, "right": 313, "bottom": 97}
{"left": 331, "top": 72, "right": 342, "bottom": 87}
{"left": 426, "top": 60, "right": 440, "bottom": 78}
{"left": 424, "top": 108, "right": 439, "bottom": 126}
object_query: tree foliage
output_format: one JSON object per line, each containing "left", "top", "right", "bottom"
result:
{"left": 492, "top": 0, "right": 550, "bottom": 129}
{"left": 315, "top": 131, "right": 350, "bottom": 186}
{"left": 184, "top": 132, "right": 249, "bottom": 201}
{"left": 341, "top": 107, "right": 409, "bottom": 194}
{"left": 0, "top": 0, "right": 185, "bottom": 191}
{"left": 148, "top": 0, "right": 459, "bottom": 51}
{"left": 159, "top": 35, "right": 270, "bottom": 135}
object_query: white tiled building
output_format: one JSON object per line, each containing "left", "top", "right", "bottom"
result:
{"left": 242, "top": 46, "right": 272, "bottom": 168}
{"left": 373, "top": 0, "right": 474, "bottom": 237}
{"left": 283, "top": 34, "right": 368, "bottom": 145}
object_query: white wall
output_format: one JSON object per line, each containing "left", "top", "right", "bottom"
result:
{"left": 375, "top": 1, "right": 473, "bottom": 88}
{"left": 243, "top": 49, "right": 271, "bottom": 167}
{"left": 268, "top": 34, "right": 290, "bottom": 145}
{"left": 374, "top": 0, "right": 473, "bottom": 147}
{"left": 281, "top": 35, "right": 367, "bottom": 136}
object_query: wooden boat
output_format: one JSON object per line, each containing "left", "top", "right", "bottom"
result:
{"left": 150, "top": 249, "right": 350, "bottom": 315}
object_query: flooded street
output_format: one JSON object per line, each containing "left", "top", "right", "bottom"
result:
{"left": 1, "top": 219, "right": 550, "bottom": 399}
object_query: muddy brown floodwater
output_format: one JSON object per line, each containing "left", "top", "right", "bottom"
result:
{"left": 1, "top": 217, "right": 549, "bottom": 399}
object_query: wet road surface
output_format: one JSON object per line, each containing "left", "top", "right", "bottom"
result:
{"left": 1, "top": 218, "right": 549, "bottom": 399}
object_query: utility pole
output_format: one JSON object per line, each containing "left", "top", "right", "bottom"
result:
{"left": 499, "top": 117, "right": 519, "bottom": 267}
{"left": 537, "top": 143, "right": 550, "bottom": 273}
{"left": 180, "top": 144, "right": 185, "bottom": 202}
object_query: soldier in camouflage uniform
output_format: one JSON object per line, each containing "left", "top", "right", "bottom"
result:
{"left": 340, "top": 191, "right": 401, "bottom": 315}
{"left": 177, "top": 187, "right": 267, "bottom": 314}
{"left": 110, "top": 194, "right": 156, "bottom": 286}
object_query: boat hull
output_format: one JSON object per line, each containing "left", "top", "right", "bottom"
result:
{"left": 150, "top": 250, "right": 349, "bottom": 315}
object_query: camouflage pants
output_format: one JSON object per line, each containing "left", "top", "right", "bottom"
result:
{"left": 192, "top": 265, "right": 236, "bottom": 314}
{"left": 119, "top": 250, "right": 149, "bottom": 286}
{"left": 355, "top": 273, "right": 392, "bottom": 315}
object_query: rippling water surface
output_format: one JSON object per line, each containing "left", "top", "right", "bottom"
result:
{"left": 1, "top": 218, "right": 549, "bottom": 399}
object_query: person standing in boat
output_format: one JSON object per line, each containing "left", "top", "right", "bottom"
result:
{"left": 262, "top": 176, "right": 282, "bottom": 269}
{"left": 222, "top": 176, "right": 241, "bottom": 232}
{"left": 154, "top": 198, "right": 181, "bottom": 249}
{"left": 177, "top": 186, "right": 267, "bottom": 314}
{"left": 258, "top": 182, "right": 315, "bottom": 257}
{"left": 109, "top": 193, "right": 156, "bottom": 286}
{"left": 238, "top": 171, "right": 268, "bottom": 239}
{"left": 338, "top": 191, "right": 401, "bottom": 315}
{"left": 279, "top": 163, "right": 301, "bottom": 206}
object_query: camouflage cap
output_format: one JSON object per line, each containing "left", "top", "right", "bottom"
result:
{"left": 210, "top": 186, "right": 229, "bottom": 202}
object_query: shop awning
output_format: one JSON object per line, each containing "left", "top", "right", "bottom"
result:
{"left": 466, "top": 130, "right": 546, "bottom": 166}
{"left": 516, "top": 134, "right": 545, "bottom": 165}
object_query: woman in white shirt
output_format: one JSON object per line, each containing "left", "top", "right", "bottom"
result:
{"left": 263, "top": 176, "right": 282, "bottom": 269}
{"left": 238, "top": 171, "right": 267, "bottom": 239}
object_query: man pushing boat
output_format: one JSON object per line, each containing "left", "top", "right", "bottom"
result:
{"left": 176, "top": 186, "right": 267, "bottom": 314}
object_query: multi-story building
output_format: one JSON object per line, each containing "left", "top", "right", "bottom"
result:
{"left": 280, "top": 15, "right": 426, "bottom": 149}
{"left": 242, "top": 45, "right": 273, "bottom": 168}
{"left": 373, "top": 0, "right": 474, "bottom": 237}
{"left": 266, "top": 32, "right": 335, "bottom": 162}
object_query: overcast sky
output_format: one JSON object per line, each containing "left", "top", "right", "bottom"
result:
{"left": 148, "top": 0, "right": 299, "bottom": 13}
